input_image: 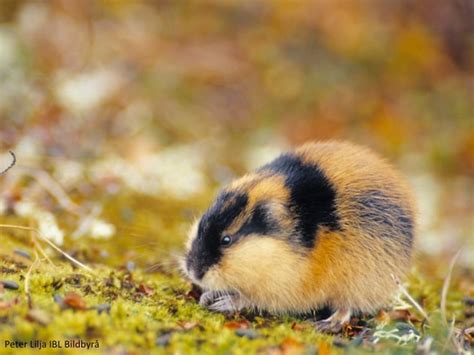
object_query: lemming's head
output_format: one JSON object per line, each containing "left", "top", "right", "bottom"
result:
{"left": 183, "top": 173, "right": 298, "bottom": 291}
{"left": 183, "top": 153, "right": 341, "bottom": 295}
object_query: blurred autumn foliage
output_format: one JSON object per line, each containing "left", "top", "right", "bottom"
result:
{"left": 0, "top": 1, "right": 472, "bottom": 265}
{"left": 1, "top": 0, "right": 473, "bottom": 172}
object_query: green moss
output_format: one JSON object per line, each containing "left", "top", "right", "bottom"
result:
{"left": 0, "top": 203, "right": 471, "bottom": 355}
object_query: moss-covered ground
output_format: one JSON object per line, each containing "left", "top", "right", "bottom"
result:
{"left": 0, "top": 194, "right": 472, "bottom": 354}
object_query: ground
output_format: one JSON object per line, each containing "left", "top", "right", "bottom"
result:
{"left": 0, "top": 194, "right": 472, "bottom": 354}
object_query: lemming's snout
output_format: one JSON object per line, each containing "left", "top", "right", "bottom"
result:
{"left": 185, "top": 253, "right": 199, "bottom": 281}
{"left": 185, "top": 251, "right": 206, "bottom": 281}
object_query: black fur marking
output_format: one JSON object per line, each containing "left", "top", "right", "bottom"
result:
{"left": 353, "top": 190, "right": 413, "bottom": 252}
{"left": 188, "top": 191, "right": 248, "bottom": 279}
{"left": 198, "top": 191, "right": 248, "bottom": 239}
{"left": 236, "top": 203, "right": 279, "bottom": 237}
{"left": 259, "top": 153, "right": 340, "bottom": 248}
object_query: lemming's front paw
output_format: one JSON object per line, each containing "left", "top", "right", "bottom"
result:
{"left": 314, "top": 318, "right": 344, "bottom": 333}
{"left": 313, "top": 308, "right": 351, "bottom": 334}
{"left": 199, "top": 291, "right": 242, "bottom": 313}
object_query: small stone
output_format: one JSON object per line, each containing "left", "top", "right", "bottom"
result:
{"left": 53, "top": 294, "right": 64, "bottom": 305}
{"left": 333, "top": 337, "right": 349, "bottom": 348}
{"left": 464, "top": 296, "right": 474, "bottom": 306}
{"left": 235, "top": 329, "right": 259, "bottom": 339}
{"left": 1, "top": 280, "right": 19, "bottom": 290}
{"left": 126, "top": 261, "right": 135, "bottom": 272}
{"left": 14, "top": 249, "right": 31, "bottom": 260}
{"left": 396, "top": 322, "right": 420, "bottom": 336}
{"left": 96, "top": 303, "right": 111, "bottom": 314}
{"left": 155, "top": 333, "right": 172, "bottom": 346}
{"left": 351, "top": 331, "right": 369, "bottom": 347}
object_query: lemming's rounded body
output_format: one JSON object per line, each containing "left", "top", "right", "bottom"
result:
{"left": 183, "top": 141, "right": 416, "bottom": 331}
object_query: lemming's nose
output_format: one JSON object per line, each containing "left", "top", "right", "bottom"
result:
{"left": 185, "top": 254, "right": 205, "bottom": 281}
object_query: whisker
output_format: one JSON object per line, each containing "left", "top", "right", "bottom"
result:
{"left": 144, "top": 256, "right": 182, "bottom": 273}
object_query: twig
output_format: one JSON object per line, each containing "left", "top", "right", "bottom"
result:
{"left": 441, "top": 248, "right": 463, "bottom": 325}
{"left": 29, "top": 222, "right": 55, "bottom": 267}
{"left": 32, "top": 238, "right": 55, "bottom": 267}
{"left": 24, "top": 250, "right": 40, "bottom": 309}
{"left": 0, "top": 151, "right": 16, "bottom": 175}
{"left": 391, "top": 273, "right": 429, "bottom": 321}
{"left": 71, "top": 204, "right": 101, "bottom": 239}
{"left": 442, "top": 316, "right": 456, "bottom": 353}
{"left": 0, "top": 224, "right": 94, "bottom": 273}
{"left": 453, "top": 327, "right": 467, "bottom": 354}
{"left": 14, "top": 166, "right": 81, "bottom": 215}
{"left": 416, "top": 336, "right": 433, "bottom": 355}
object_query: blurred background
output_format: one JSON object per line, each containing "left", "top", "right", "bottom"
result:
{"left": 0, "top": 1, "right": 472, "bottom": 275}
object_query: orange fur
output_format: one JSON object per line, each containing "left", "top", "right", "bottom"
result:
{"left": 185, "top": 141, "right": 417, "bottom": 316}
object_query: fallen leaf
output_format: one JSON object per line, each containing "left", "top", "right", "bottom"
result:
{"left": 26, "top": 309, "right": 51, "bottom": 326}
{"left": 223, "top": 320, "right": 250, "bottom": 329}
{"left": 0, "top": 300, "right": 12, "bottom": 310}
{"left": 281, "top": 337, "right": 304, "bottom": 354}
{"left": 0, "top": 297, "right": 20, "bottom": 310}
{"left": 318, "top": 341, "right": 332, "bottom": 355}
{"left": 389, "top": 309, "right": 422, "bottom": 323}
{"left": 266, "top": 346, "right": 283, "bottom": 355}
{"left": 343, "top": 323, "right": 366, "bottom": 337}
{"left": 463, "top": 327, "right": 474, "bottom": 346}
{"left": 290, "top": 322, "right": 309, "bottom": 331}
{"left": 177, "top": 321, "right": 199, "bottom": 330}
{"left": 137, "top": 283, "right": 154, "bottom": 296}
{"left": 63, "top": 292, "right": 87, "bottom": 310}
{"left": 375, "top": 309, "right": 391, "bottom": 324}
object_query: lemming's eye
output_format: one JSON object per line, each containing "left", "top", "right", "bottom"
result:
{"left": 221, "top": 235, "right": 232, "bottom": 246}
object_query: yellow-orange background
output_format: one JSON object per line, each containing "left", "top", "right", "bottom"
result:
{"left": 0, "top": 1, "right": 472, "bottom": 269}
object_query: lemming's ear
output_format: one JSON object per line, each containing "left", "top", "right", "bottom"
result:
{"left": 264, "top": 200, "right": 294, "bottom": 231}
